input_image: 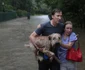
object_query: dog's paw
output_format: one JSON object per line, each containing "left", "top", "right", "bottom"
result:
{"left": 37, "top": 56, "right": 43, "bottom": 61}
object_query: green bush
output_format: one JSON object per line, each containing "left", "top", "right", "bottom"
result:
{"left": 16, "top": 9, "right": 28, "bottom": 17}
{"left": 0, "top": 11, "right": 17, "bottom": 22}
{"left": 4, "top": 4, "right": 14, "bottom": 12}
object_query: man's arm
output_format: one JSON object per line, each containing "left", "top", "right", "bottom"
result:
{"left": 29, "top": 24, "right": 55, "bottom": 56}
{"left": 29, "top": 31, "right": 39, "bottom": 40}
{"left": 29, "top": 24, "right": 44, "bottom": 51}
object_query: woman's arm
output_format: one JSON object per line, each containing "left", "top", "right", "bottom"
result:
{"left": 60, "top": 41, "right": 75, "bottom": 49}
{"left": 60, "top": 32, "right": 77, "bottom": 49}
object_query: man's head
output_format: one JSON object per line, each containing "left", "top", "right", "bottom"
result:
{"left": 49, "top": 8, "right": 62, "bottom": 24}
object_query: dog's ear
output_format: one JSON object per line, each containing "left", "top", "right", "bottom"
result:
{"left": 48, "top": 35, "right": 51, "bottom": 40}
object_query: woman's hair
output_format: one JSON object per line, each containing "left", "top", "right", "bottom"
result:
{"left": 62, "top": 21, "right": 73, "bottom": 34}
{"left": 64, "top": 21, "right": 72, "bottom": 29}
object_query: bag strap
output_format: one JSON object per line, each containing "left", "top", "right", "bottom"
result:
{"left": 68, "top": 34, "right": 80, "bottom": 48}
{"left": 77, "top": 34, "right": 80, "bottom": 48}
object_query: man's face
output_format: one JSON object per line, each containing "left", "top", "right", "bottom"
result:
{"left": 52, "top": 12, "right": 62, "bottom": 23}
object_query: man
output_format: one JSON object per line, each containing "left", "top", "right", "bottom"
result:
{"left": 29, "top": 8, "right": 64, "bottom": 70}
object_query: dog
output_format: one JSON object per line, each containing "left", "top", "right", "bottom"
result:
{"left": 25, "top": 33, "right": 61, "bottom": 63}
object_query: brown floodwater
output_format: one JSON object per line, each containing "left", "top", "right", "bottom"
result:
{"left": 0, "top": 15, "right": 85, "bottom": 70}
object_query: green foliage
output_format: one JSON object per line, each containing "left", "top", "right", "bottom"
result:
{"left": 16, "top": 9, "right": 28, "bottom": 17}
{"left": 4, "top": 4, "right": 14, "bottom": 12}
{"left": 0, "top": 0, "right": 85, "bottom": 28}
{"left": 0, "top": 11, "right": 17, "bottom": 22}
{"left": 44, "top": 0, "right": 58, "bottom": 9}
{"left": 34, "top": 0, "right": 51, "bottom": 14}
{"left": 61, "top": 0, "right": 85, "bottom": 28}
{"left": 43, "top": 0, "right": 63, "bottom": 10}
{"left": 11, "top": 0, "right": 32, "bottom": 11}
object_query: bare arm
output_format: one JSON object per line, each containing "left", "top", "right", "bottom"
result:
{"left": 60, "top": 34, "right": 77, "bottom": 49}
{"left": 29, "top": 31, "right": 39, "bottom": 40}
{"left": 29, "top": 24, "right": 56, "bottom": 57}
{"left": 60, "top": 41, "right": 75, "bottom": 49}
{"left": 29, "top": 24, "right": 44, "bottom": 51}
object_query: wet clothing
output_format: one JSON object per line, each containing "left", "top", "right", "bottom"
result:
{"left": 60, "top": 61, "right": 77, "bottom": 70}
{"left": 35, "top": 21, "right": 64, "bottom": 36}
{"left": 35, "top": 21, "right": 64, "bottom": 70}
{"left": 58, "top": 32, "right": 77, "bottom": 70}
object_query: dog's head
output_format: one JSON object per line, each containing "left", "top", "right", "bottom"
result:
{"left": 48, "top": 33, "right": 61, "bottom": 47}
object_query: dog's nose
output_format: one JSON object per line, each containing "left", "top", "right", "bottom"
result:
{"left": 56, "top": 42, "right": 60, "bottom": 44}
{"left": 58, "top": 37, "right": 61, "bottom": 40}
{"left": 55, "top": 42, "right": 60, "bottom": 46}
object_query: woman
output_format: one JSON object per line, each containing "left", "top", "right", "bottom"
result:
{"left": 58, "top": 21, "right": 77, "bottom": 70}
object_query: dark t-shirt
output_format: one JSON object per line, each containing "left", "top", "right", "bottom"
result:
{"left": 35, "top": 21, "right": 64, "bottom": 36}
{"left": 35, "top": 21, "right": 64, "bottom": 59}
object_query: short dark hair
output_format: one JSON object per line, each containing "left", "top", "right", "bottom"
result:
{"left": 51, "top": 8, "right": 62, "bottom": 15}
{"left": 48, "top": 8, "right": 62, "bottom": 20}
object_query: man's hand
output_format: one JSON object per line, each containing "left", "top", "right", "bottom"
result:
{"left": 45, "top": 51, "right": 55, "bottom": 58}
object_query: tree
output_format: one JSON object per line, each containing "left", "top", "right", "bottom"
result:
{"left": 62, "top": 0, "right": 85, "bottom": 28}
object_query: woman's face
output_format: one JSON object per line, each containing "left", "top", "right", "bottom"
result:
{"left": 64, "top": 24, "right": 72, "bottom": 35}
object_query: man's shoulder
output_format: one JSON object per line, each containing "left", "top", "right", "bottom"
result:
{"left": 59, "top": 22, "right": 64, "bottom": 27}
{"left": 41, "top": 21, "right": 50, "bottom": 27}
